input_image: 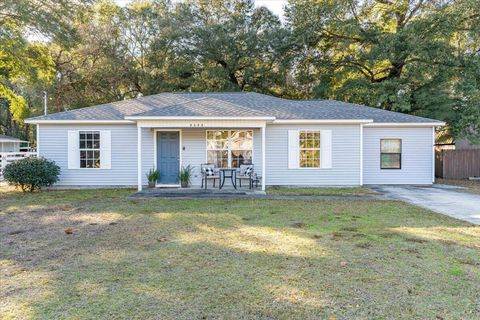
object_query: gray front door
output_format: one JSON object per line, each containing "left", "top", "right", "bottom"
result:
{"left": 157, "top": 131, "right": 179, "bottom": 184}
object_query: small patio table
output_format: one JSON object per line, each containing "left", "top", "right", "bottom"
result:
{"left": 219, "top": 168, "right": 237, "bottom": 189}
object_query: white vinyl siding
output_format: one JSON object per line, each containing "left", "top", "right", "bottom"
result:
{"left": 140, "top": 127, "right": 154, "bottom": 186}
{"left": 269, "top": 125, "right": 360, "bottom": 185}
{"left": 140, "top": 128, "right": 263, "bottom": 187}
{"left": 363, "top": 127, "right": 433, "bottom": 184}
{"left": 38, "top": 122, "right": 434, "bottom": 187}
{"left": 41, "top": 124, "right": 137, "bottom": 186}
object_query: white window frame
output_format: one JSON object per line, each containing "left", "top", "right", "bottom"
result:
{"left": 380, "top": 138, "right": 402, "bottom": 170}
{"left": 298, "top": 130, "right": 321, "bottom": 169}
{"left": 79, "top": 130, "right": 101, "bottom": 169}
{"left": 205, "top": 130, "right": 254, "bottom": 168}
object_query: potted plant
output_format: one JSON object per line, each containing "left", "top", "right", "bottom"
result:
{"left": 178, "top": 165, "right": 192, "bottom": 188}
{"left": 146, "top": 168, "right": 159, "bottom": 188}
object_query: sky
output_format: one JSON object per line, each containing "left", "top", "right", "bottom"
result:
{"left": 115, "top": 0, "right": 287, "bottom": 18}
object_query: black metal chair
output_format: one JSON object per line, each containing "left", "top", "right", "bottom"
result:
{"left": 200, "top": 163, "right": 220, "bottom": 189}
{"left": 236, "top": 164, "right": 256, "bottom": 189}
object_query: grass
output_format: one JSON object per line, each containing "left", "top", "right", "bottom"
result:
{"left": 267, "top": 186, "right": 379, "bottom": 196}
{"left": 436, "top": 178, "right": 480, "bottom": 194}
{"left": 1, "top": 187, "right": 480, "bottom": 319}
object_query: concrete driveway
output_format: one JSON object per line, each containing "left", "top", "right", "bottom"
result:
{"left": 372, "top": 185, "right": 480, "bottom": 225}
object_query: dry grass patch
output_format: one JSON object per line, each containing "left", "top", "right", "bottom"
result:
{"left": 267, "top": 186, "right": 379, "bottom": 196}
{"left": 1, "top": 187, "right": 480, "bottom": 319}
{"left": 436, "top": 178, "right": 480, "bottom": 194}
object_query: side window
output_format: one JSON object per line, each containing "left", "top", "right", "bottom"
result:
{"left": 380, "top": 139, "right": 401, "bottom": 169}
{"left": 79, "top": 131, "right": 101, "bottom": 168}
{"left": 299, "top": 131, "right": 320, "bottom": 168}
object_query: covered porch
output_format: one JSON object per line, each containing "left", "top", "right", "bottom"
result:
{"left": 133, "top": 118, "right": 268, "bottom": 192}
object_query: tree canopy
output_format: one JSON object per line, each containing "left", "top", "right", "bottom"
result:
{"left": 1, "top": 0, "right": 479, "bottom": 142}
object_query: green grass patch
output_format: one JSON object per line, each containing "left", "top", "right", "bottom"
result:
{"left": 1, "top": 187, "right": 479, "bottom": 319}
{"left": 447, "top": 265, "right": 465, "bottom": 277}
{"left": 267, "top": 186, "right": 379, "bottom": 196}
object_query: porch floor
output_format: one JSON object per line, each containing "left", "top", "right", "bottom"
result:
{"left": 134, "top": 186, "right": 265, "bottom": 198}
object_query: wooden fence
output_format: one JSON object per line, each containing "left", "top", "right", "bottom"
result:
{"left": 0, "top": 152, "right": 37, "bottom": 179}
{"left": 436, "top": 149, "right": 480, "bottom": 179}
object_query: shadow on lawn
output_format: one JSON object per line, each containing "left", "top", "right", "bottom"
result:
{"left": 1, "top": 190, "right": 480, "bottom": 319}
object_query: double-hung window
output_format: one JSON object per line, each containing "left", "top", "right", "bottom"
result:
{"left": 299, "top": 131, "right": 320, "bottom": 168}
{"left": 206, "top": 130, "right": 253, "bottom": 168}
{"left": 79, "top": 131, "right": 101, "bottom": 168}
{"left": 380, "top": 139, "right": 401, "bottom": 169}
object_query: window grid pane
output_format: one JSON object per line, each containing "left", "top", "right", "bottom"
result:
{"left": 381, "top": 154, "right": 401, "bottom": 169}
{"left": 206, "top": 130, "right": 253, "bottom": 168}
{"left": 299, "top": 131, "right": 320, "bottom": 168}
{"left": 381, "top": 139, "right": 401, "bottom": 153}
{"left": 79, "top": 131, "right": 101, "bottom": 169}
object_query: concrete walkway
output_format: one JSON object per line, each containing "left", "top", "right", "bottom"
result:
{"left": 372, "top": 185, "right": 480, "bottom": 225}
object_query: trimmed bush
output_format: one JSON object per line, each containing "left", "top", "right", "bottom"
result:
{"left": 3, "top": 157, "right": 60, "bottom": 192}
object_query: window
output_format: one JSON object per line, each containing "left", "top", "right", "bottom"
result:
{"left": 299, "top": 131, "right": 320, "bottom": 168}
{"left": 380, "top": 139, "right": 401, "bottom": 169}
{"left": 206, "top": 130, "right": 253, "bottom": 168}
{"left": 79, "top": 131, "right": 100, "bottom": 168}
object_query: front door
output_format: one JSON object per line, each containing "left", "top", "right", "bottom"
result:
{"left": 157, "top": 131, "right": 179, "bottom": 184}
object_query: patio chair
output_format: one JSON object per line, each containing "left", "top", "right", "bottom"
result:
{"left": 236, "top": 164, "right": 256, "bottom": 189}
{"left": 200, "top": 163, "right": 220, "bottom": 189}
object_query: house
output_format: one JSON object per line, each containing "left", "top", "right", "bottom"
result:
{"left": 24, "top": 92, "right": 445, "bottom": 190}
{"left": 0, "top": 134, "right": 29, "bottom": 152}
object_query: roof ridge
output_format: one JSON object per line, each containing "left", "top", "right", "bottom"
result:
{"left": 25, "top": 91, "right": 444, "bottom": 123}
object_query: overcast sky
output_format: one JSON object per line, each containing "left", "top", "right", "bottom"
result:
{"left": 114, "top": 0, "right": 287, "bottom": 17}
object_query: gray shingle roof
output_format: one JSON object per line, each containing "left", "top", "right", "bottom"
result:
{"left": 130, "top": 97, "right": 271, "bottom": 118}
{"left": 0, "top": 134, "right": 27, "bottom": 142}
{"left": 26, "top": 92, "right": 443, "bottom": 123}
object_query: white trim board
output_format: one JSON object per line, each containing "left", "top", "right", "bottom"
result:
{"left": 359, "top": 123, "right": 364, "bottom": 186}
{"left": 136, "top": 119, "right": 268, "bottom": 128}
{"left": 364, "top": 122, "right": 445, "bottom": 127}
{"left": 273, "top": 119, "right": 373, "bottom": 124}
{"left": 25, "top": 120, "right": 134, "bottom": 124}
{"left": 26, "top": 118, "right": 445, "bottom": 127}
{"left": 126, "top": 116, "right": 275, "bottom": 121}
{"left": 36, "top": 124, "right": 40, "bottom": 156}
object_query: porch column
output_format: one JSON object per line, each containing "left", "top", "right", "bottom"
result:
{"left": 137, "top": 125, "right": 142, "bottom": 191}
{"left": 261, "top": 124, "right": 266, "bottom": 191}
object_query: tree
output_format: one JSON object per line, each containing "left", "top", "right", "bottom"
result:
{"left": 178, "top": 0, "right": 290, "bottom": 94}
{"left": 0, "top": 0, "right": 87, "bottom": 138}
{"left": 286, "top": 0, "right": 480, "bottom": 141}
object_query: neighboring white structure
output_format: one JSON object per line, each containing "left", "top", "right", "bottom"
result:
{"left": 25, "top": 92, "right": 445, "bottom": 190}
{"left": 0, "top": 134, "right": 28, "bottom": 152}
{"left": 0, "top": 135, "right": 35, "bottom": 176}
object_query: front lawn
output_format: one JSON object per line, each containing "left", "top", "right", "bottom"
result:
{"left": 267, "top": 186, "right": 378, "bottom": 196}
{"left": 1, "top": 188, "right": 479, "bottom": 319}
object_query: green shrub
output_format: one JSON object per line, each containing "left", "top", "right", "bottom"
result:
{"left": 178, "top": 165, "right": 192, "bottom": 186}
{"left": 146, "top": 167, "right": 160, "bottom": 183}
{"left": 3, "top": 157, "right": 60, "bottom": 192}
